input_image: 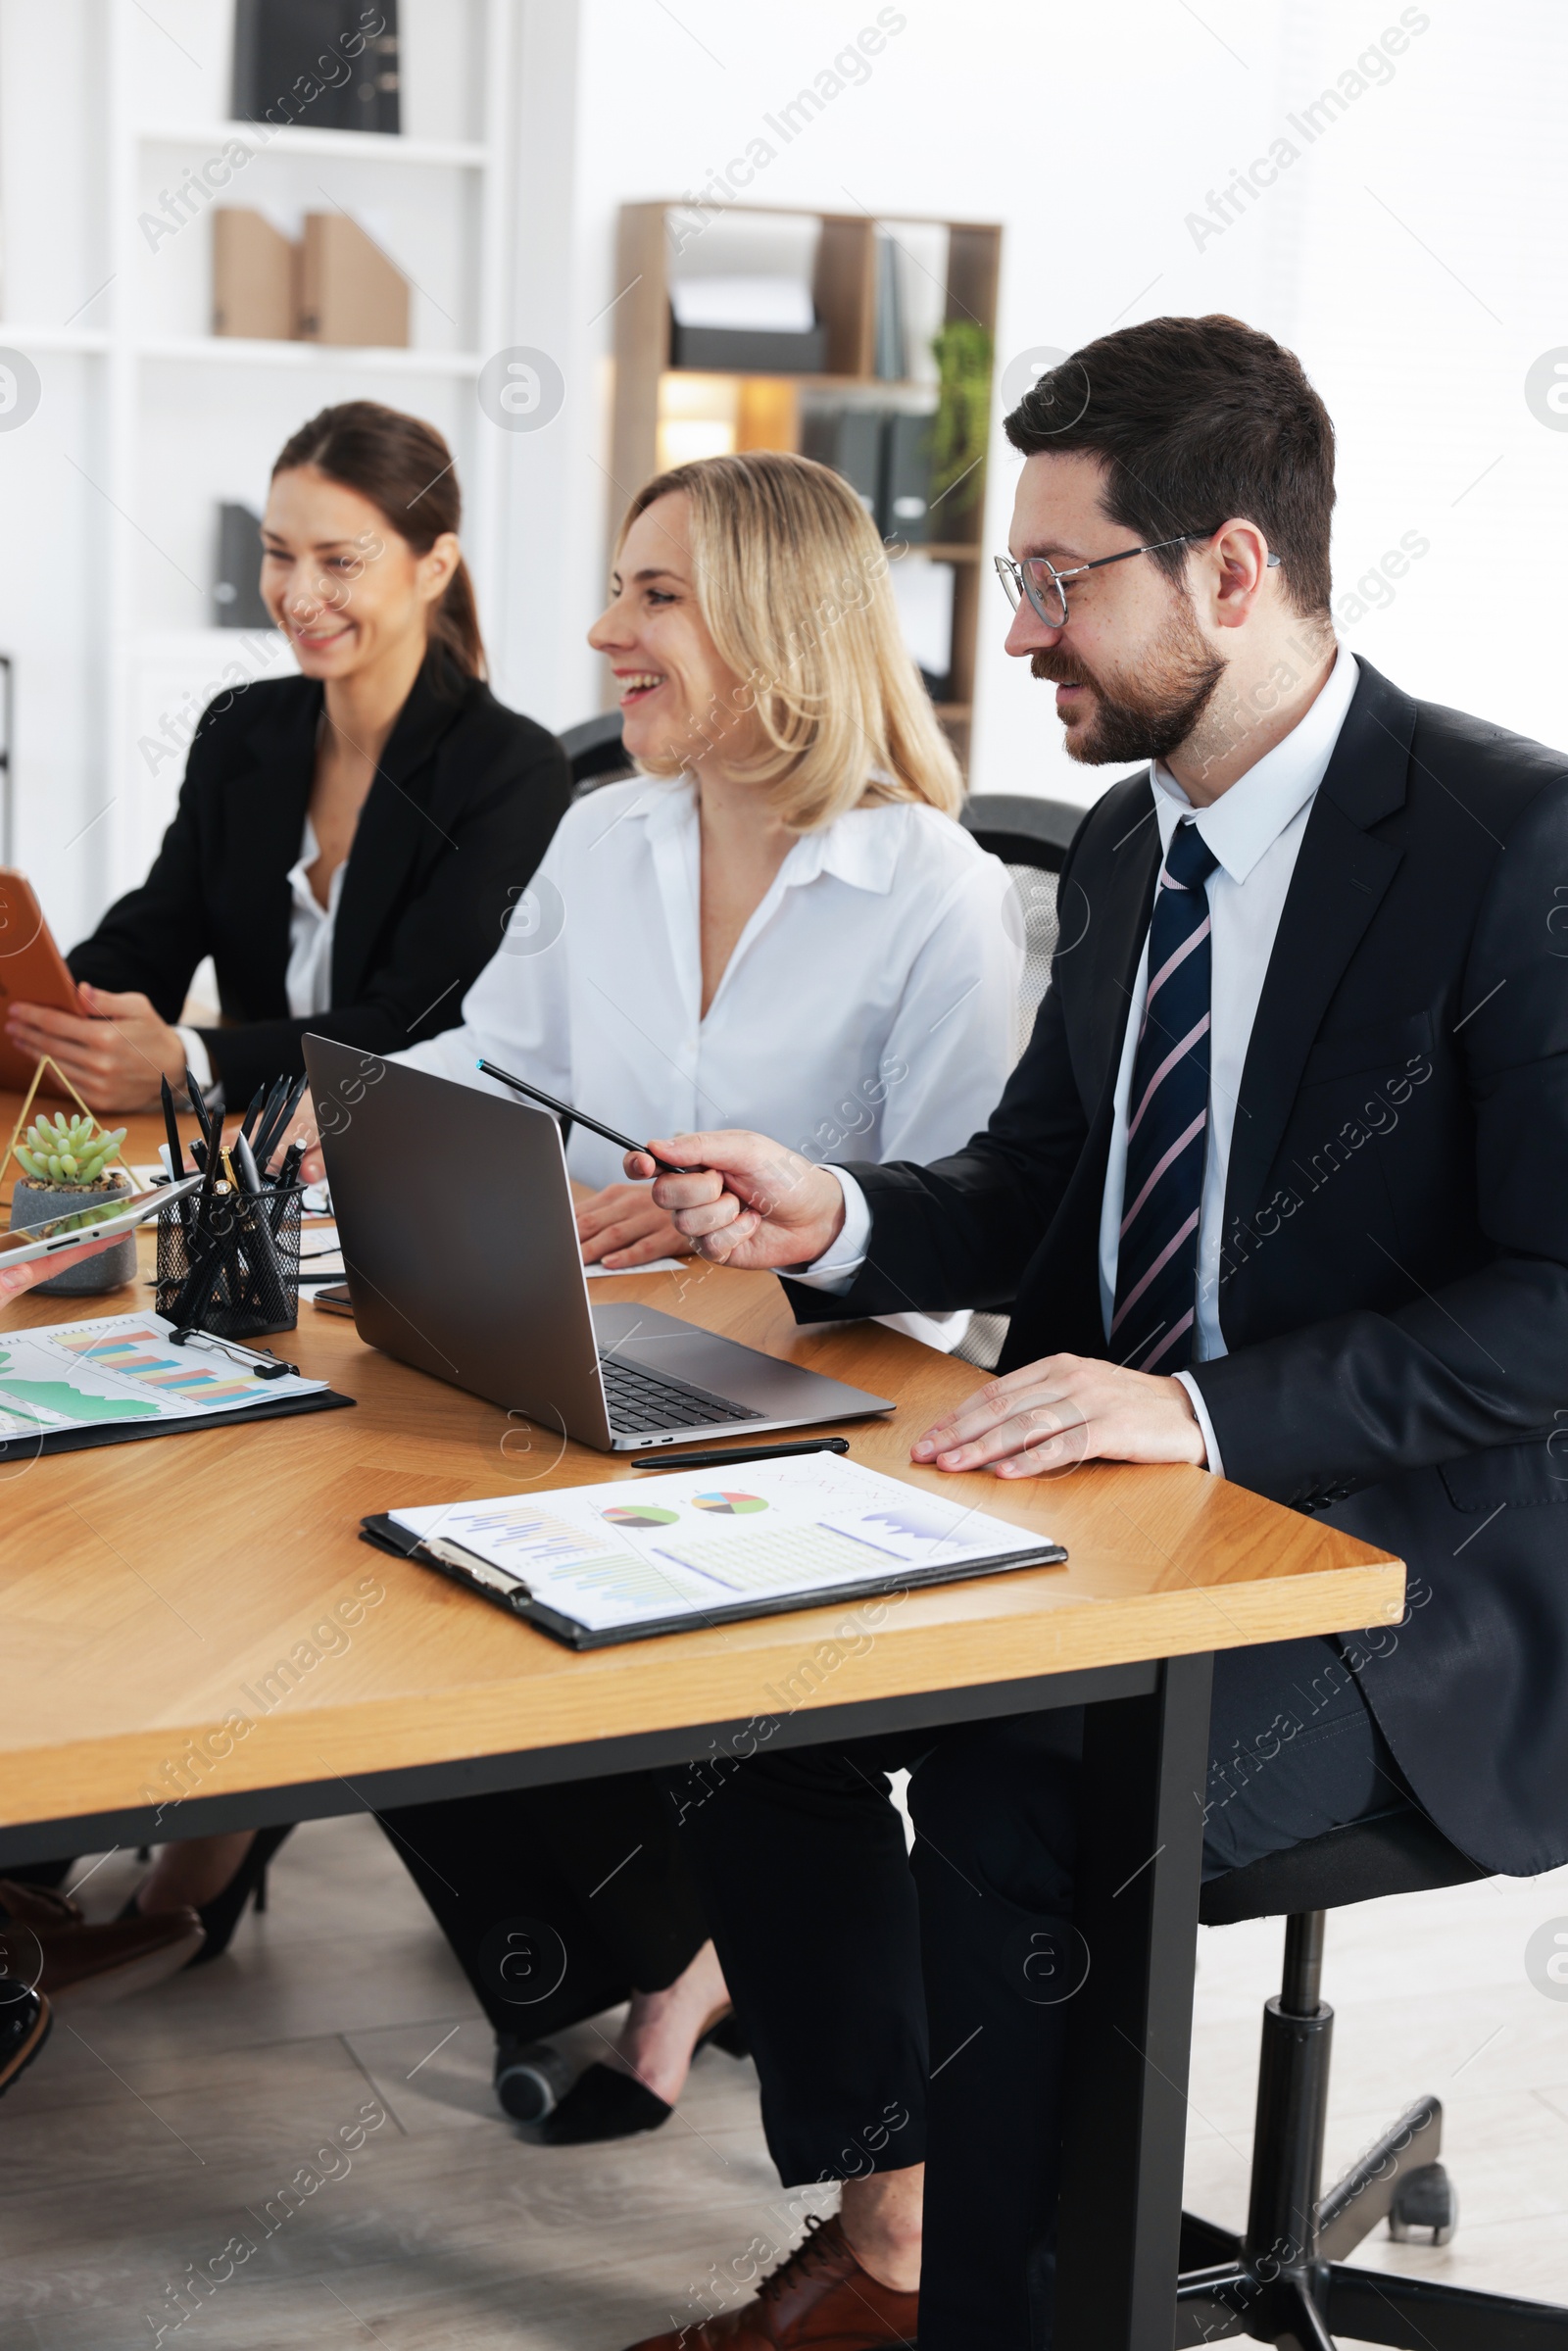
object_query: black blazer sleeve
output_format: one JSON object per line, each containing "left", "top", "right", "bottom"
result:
{"left": 194, "top": 706, "right": 570, "bottom": 1103}
{"left": 69, "top": 671, "right": 572, "bottom": 1106}
{"left": 1190, "top": 769, "right": 1568, "bottom": 1505}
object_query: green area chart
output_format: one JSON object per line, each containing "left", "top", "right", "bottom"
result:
{"left": 0, "top": 1347, "right": 157, "bottom": 1427}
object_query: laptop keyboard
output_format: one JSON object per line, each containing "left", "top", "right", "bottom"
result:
{"left": 598, "top": 1352, "right": 765, "bottom": 1436}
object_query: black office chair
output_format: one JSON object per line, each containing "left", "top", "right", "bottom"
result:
{"left": 559, "top": 710, "right": 635, "bottom": 798}
{"left": 1177, "top": 1811, "right": 1568, "bottom": 2346}
{"left": 961, "top": 791, "right": 1080, "bottom": 1058}
{"left": 954, "top": 793, "right": 1083, "bottom": 1369}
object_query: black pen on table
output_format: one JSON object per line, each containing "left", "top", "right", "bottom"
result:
{"left": 632, "top": 1437, "right": 851, "bottom": 1471}
{"left": 476, "top": 1060, "right": 695, "bottom": 1175}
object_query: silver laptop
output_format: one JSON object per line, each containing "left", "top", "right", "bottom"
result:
{"left": 305, "top": 1038, "right": 893, "bottom": 1451}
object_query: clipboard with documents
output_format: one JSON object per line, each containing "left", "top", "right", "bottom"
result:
{"left": 0, "top": 1308, "right": 353, "bottom": 1459}
{"left": 361, "top": 1452, "right": 1068, "bottom": 1649}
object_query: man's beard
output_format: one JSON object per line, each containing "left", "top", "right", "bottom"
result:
{"left": 1031, "top": 597, "right": 1226, "bottom": 764}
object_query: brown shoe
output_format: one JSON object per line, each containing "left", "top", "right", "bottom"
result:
{"left": 621, "top": 2214, "right": 917, "bottom": 2349}
{"left": 0, "top": 1879, "right": 205, "bottom": 2003}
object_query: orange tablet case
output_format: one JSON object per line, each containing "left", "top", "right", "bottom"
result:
{"left": 0, "top": 870, "right": 85, "bottom": 1094}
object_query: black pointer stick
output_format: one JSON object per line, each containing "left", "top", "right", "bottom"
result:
{"left": 256, "top": 1074, "right": 309, "bottom": 1174}
{"left": 183, "top": 1064, "right": 215, "bottom": 1148}
{"left": 476, "top": 1060, "right": 694, "bottom": 1175}
{"left": 251, "top": 1075, "right": 289, "bottom": 1165}
{"left": 160, "top": 1075, "right": 185, "bottom": 1179}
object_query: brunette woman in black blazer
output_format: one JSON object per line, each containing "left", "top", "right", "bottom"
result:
{"left": 3, "top": 404, "right": 567, "bottom": 1958}
{"left": 6, "top": 402, "right": 569, "bottom": 1109}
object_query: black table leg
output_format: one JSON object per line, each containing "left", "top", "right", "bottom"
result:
{"left": 1054, "top": 1651, "right": 1214, "bottom": 2349}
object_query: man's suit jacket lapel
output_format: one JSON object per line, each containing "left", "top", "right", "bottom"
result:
{"left": 332, "top": 663, "right": 476, "bottom": 1006}
{"left": 1004, "top": 777, "right": 1162, "bottom": 1369}
{"left": 1078, "top": 783, "right": 1163, "bottom": 1114}
{"left": 1222, "top": 661, "right": 1413, "bottom": 1255}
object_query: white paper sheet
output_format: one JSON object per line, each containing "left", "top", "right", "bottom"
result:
{"left": 0, "top": 1310, "right": 326, "bottom": 1440}
{"left": 390, "top": 1454, "right": 1057, "bottom": 1636}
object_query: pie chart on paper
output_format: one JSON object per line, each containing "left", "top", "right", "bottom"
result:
{"left": 691, "top": 1491, "right": 768, "bottom": 1515}
{"left": 600, "top": 1503, "right": 680, "bottom": 1530}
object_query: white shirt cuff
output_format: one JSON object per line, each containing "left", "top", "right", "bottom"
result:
{"left": 1174, "top": 1369, "right": 1224, "bottom": 1476}
{"left": 788, "top": 1167, "right": 871, "bottom": 1294}
{"left": 175, "top": 1025, "right": 215, "bottom": 1095}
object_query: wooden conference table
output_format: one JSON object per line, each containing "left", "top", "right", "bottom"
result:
{"left": 0, "top": 1101, "right": 1403, "bottom": 2350}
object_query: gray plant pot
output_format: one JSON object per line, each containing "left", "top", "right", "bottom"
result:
{"left": 9, "top": 1173, "right": 139, "bottom": 1297}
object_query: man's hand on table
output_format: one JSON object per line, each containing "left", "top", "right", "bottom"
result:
{"left": 627, "top": 1130, "right": 847, "bottom": 1269}
{"left": 629, "top": 1130, "right": 1208, "bottom": 1482}
{"left": 912, "top": 1354, "right": 1207, "bottom": 1478}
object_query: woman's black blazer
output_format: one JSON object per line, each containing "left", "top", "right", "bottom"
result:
{"left": 69, "top": 657, "right": 571, "bottom": 1103}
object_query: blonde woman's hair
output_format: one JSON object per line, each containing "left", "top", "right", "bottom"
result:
{"left": 615, "top": 449, "right": 964, "bottom": 830}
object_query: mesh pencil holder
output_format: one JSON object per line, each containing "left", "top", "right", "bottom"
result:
{"left": 155, "top": 1184, "right": 304, "bottom": 1339}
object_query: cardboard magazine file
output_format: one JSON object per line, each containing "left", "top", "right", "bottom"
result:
{"left": 212, "top": 207, "right": 298, "bottom": 340}
{"left": 297, "top": 213, "right": 409, "bottom": 347}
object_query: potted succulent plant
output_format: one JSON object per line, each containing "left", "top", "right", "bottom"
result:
{"left": 8, "top": 1109, "right": 134, "bottom": 1296}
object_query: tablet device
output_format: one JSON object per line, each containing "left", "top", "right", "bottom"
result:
{"left": 0, "top": 871, "right": 86, "bottom": 1092}
{"left": 0, "top": 1174, "right": 203, "bottom": 1269}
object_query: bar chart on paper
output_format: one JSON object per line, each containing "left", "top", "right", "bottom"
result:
{"left": 0, "top": 1313, "right": 328, "bottom": 1439}
{"left": 55, "top": 1324, "right": 260, "bottom": 1405}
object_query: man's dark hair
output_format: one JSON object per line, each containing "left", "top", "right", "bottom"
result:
{"left": 1004, "top": 315, "right": 1335, "bottom": 618}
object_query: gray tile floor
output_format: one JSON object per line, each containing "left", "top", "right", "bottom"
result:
{"left": 3, "top": 1817, "right": 1564, "bottom": 2345}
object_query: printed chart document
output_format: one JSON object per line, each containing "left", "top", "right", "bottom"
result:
{"left": 377, "top": 1453, "right": 1066, "bottom": 1646}
{"left": 0, "top": 1310, "right": 327, "bottom": 1441}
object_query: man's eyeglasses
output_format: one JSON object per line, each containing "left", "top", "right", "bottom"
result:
{"left": 993, "top": 533, "right": 1281, "bottom": 629}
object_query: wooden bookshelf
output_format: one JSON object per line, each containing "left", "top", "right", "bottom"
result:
{"left": 608, "top": 201, "right": 1002, "bottom": 774}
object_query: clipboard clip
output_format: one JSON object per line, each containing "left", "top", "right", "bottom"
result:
{"left": 414, "top": 1535, "right": 535, "bottom": 1606}
{"left": 170, "top": 1327, "right": 297, "bottom": 1380}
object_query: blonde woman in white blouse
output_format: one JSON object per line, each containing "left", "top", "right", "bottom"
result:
{"left": 396, "top": 449, "right": 1019, "bottom": 1347}
{"left": 338, "top": 453, "right": 1021, "bottom": 2144}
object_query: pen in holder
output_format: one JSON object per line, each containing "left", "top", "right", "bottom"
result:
{"left": 155, "top": 1177, "right": 304, "bottom": 1339}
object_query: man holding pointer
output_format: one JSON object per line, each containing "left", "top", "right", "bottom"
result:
{"left": 618, "top": 316, "right": 1568, "bottom": 2351}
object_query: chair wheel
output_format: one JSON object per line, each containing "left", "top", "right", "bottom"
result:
{"left": 1389, "top": 2161, "right": 1457, "bottom": 2245}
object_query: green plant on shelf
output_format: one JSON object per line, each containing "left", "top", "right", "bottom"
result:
{"left": 928, "top": 320, "right": 995, "bottom": 526}
{"left": 14, "top": 1111, "right": 127, "bottom": 1189}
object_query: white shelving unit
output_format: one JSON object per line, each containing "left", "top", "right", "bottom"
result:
{"left": 0, "top": 0, "right": 516, "bottom": 942}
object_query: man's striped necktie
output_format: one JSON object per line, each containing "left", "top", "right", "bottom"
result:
{"left": 1110, "top": 818, "right": 1219, "bottom": 1374}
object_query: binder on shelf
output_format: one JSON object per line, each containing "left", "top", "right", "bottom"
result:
{"left": 881, "top": 410, "right": 935, "bottom": 545}
{"left": 668, "top": 272, "right": 825, "bottom": 374}
{"left": 212, "top": 207, "right": 297, "bottom": 340}
{"left": 799, "top": 404, "right": 883, "bottom": 518}
{"left": 298, "top": 213, "right": 410, "bottom": 347}
{"left": 873, "top": 229, "right": 906, "bottom": 381}
{"left": 668, "top": 319, "right": 828, "bottom": 372}
{"left": 232, "top": 0, "right": 401, "bottom": 138}
{"left": 214, "top": 504, "right": 271, "bottom": 630}
{"left": 888, "top": 558, "right": 956, "bottom": 704}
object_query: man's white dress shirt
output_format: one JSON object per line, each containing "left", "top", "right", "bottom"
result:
{"left": 805, "top": 650, "right": 1361, "bottom": 1461}
{"left": 396, "top": 774, "right": 1023, "bottom": 1349}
